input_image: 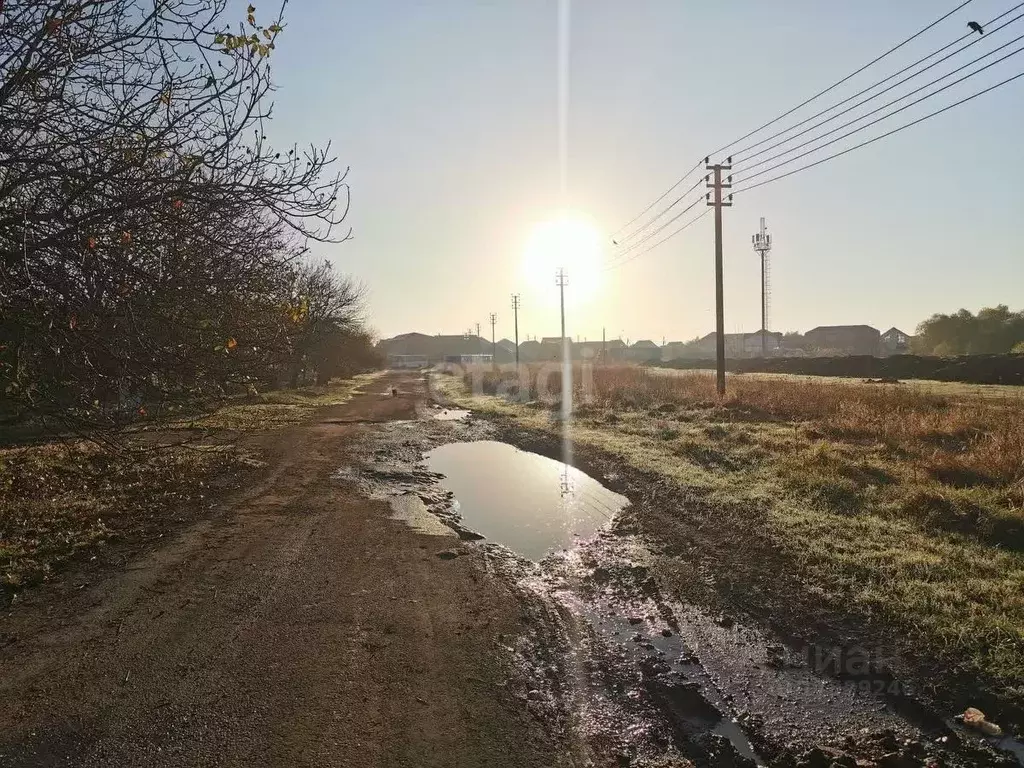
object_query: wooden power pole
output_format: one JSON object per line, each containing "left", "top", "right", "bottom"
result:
{"left": 706, "top": 157, "right": 732, "bottom": 396}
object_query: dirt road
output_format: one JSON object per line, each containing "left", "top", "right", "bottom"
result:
{"left": 0, "top": 372, "right": 563, "bottom": 767}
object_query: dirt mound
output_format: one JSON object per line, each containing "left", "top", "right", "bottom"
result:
{"left": 658, "top": 354, "right": 1024, "bottom": 385}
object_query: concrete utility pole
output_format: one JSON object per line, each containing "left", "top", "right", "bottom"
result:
{"left": 511, "top": 294, "right": 521, "bottom": 369}
{"left": 706, "top": 156, "right": 733, "bottom": 396}
{"left": 489, "top": 312, "right": 497, "bottom": 360}
{"left": 752, "top": 217, "right": 772, "bottom": 358}
{"left": 556, "top": 268, "right": 570, "bottom": 418}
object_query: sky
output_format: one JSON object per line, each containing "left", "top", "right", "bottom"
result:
{"left": 262, "top": 0, "right": 1024, "bottom": 344}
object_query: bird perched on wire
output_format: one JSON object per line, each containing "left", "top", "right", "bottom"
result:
{"left": 968, "top": 20, "right": 984, "bottom": 34}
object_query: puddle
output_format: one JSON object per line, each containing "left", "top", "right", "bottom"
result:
{"left": 424, "top": 441, "right": 628, "bottom": 561}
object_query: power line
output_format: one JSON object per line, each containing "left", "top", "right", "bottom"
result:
{"left": 732, "top": 44, "right": 1024, "bottom": 187}
{"left": 707, "top": 0, "right": 976, "bottom": 159}
{"left": 606, "top": 196, "right": 704, "bottom": 263}
{"left": 733, "top": 67, "right": 1024, "bottom": 196}
{"left": 603, "top": 209, "right": 711, "bottom": 272}
{"left": 608, "top": 3, "right": 978, "bottom": 254}
{"left": 733, "top": 5, "right": 1024, "bottom": 167}
{"left": 611, "top": 175, "right": 705, "bottom": 246}
{"left": 609, "top": 159, "right": 702, "bottom": 242}
{"left": 734, "top": 33, "right": 1024, "bottom": 178}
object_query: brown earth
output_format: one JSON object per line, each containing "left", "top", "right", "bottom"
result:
{"left": 0, "top": 372, "right": 566, "bottom": 768}
{"left": 656, "top": 353, "right": 1024, "bottom": 385}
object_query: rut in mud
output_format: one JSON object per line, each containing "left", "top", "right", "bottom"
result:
{"left": 345, "top": 393, "right": 1024, "bottom": 768}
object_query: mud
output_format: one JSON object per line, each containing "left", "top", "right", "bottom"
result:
{"left": 340, "top": 377, "right": 1022, "bottom": 767}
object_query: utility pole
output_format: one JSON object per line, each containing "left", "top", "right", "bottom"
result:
{"left": 556, "top": 268, "right": 570, "bottom": 418}
{"left": 706, "top": 156, "right": 733, "bottom": 396}
{"left": 489, "top": 312, "right": 497, "bottom": 360}
{"left": 556, "top": 268, "right": 568, "bottom": 347}
{"left": 752, "top": 217, "right": 772, "bottom": 358}
{"left": 511, "top": 294, "right": 521, "bottom": 369}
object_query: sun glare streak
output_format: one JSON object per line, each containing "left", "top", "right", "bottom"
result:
{"left": 557, "top": 0, "right": 573, "bottom": 466}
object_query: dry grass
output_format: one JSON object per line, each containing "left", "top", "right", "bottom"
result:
{"left": 0, "top": 373, "right": 381, "bottom": 601}
{"left": 448, "top": 364, "right": 1024, "bottom": 711}
{"left": 0, "top": 442, "right": 259, "bottom": 595}
{"left": 473, "top": 364, "right": 1024, "bottom": 510}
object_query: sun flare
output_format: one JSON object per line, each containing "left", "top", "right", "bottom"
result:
{"left": 521, "top": 213, "right": 603, "bottom": 302}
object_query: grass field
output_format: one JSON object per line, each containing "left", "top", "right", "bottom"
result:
{"left": 439, "top": 363, "right": 1024, "bottom": 715}
{"left": 0, "top": 373, "right": 381, "bottom": 598}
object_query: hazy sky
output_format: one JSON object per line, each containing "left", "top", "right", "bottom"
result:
{"left": 264, "top": 0, "right": 1024, "bottom": 343}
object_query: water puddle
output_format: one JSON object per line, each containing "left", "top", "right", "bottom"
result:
{"left": 424, "top": 441, "right": 628, "bottom": 561}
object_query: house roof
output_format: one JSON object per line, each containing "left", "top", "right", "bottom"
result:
{"left": 805, "top": 325, "right": 879, "bottom": 334}
{"left": 698, "top": 332, "right": 749, "bottom": 343}
{"left": 882, "top": 327, "right": 911, "bottom": 337}
{"left": 632, "top": 339, "right": 659, "bottom": 348}
{"left": 540, "top": 336, "right": 569, "bottom": 345}
{"left": 385, "top": 332, "right": 433, "bottom": 342}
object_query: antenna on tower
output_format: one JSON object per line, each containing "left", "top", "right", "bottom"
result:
{"left": 751, "top": 217, "right": 773, "bottom": 357}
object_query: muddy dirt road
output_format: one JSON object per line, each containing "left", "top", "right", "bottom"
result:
{"left": 0, "top": 373, "right": 563, "bottom": 767}
{"left": 3, "top": 370, "right": 1021, "bottom": 767}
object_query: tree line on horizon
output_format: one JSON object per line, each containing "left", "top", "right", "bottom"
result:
{"left": 0, "top": 1, "right": 379, "bottom": 435}
{"left": 912, "top": 305, "right": 1024, "bottom": 356}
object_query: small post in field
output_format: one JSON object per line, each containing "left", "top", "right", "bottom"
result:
{"left": 706, "top": 157, "right": 733, "bottom": 396}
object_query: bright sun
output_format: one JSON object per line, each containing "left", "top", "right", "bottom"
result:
{"left": 521, "top": 214, "right": 603, "bottom": 303}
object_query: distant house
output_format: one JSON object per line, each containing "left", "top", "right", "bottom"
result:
{"left": 629, "top": 339, "right": 662, "bottom": 362}
{"left": 661, "top": 341, "right": 694, "bottom": 361}
{"left": 518, "top": 339, "right": 542, "bottom": 362}
{"left": 493, "top": 338, "right": 517, "bottom": 362}
{"left": 881, "top": 327, "right": 913, "bottom": 356}
{"left": 803, "top": 325, "right": 880, "bottom": 356}
{"left": 574, "top": 340, "right": 603, "bottom": 361}
{"left": 377, "top": 332, "right": 492, "bottom": 365}
{"left": 744, "top": 330, "right": 783, "bottom": 356}
{"left": 536, "top": 338, "right": 567, "bottom": 362}
{"left": 572, "top": 339, "right": 626, "bottom": 361}
{"left": 695, "top": 331, "right": 783, "bottom": 358}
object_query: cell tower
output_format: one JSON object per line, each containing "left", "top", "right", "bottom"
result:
{"left": 751, "top": 217, "right": 772, "bottom": 357}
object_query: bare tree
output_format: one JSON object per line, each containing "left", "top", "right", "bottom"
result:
{"left": 0, "top": 1, "right": 368, "bottom": 432}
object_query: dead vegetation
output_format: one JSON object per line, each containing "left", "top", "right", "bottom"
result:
{"left": 448, "top": 364, "right": 1024, "bottom": 714}
{"left": 0, "top": 374, "right": 379, "bottom": 603}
